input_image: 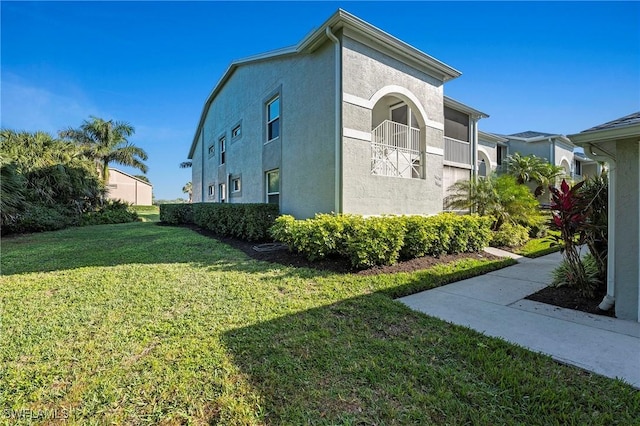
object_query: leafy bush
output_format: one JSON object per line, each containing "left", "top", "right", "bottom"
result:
{"left": 80, "top": 200, "right": 139, "bottom": 226}
{"left": 344, "top": 216, "right": 406, "bottom": 268}
{"left": 271, "top": 213, "right": 493, "bottom": 269}
{"left": 159, "top": 203, "right": 194, "bottom": 225}
{"left": 271, "top": 214, "right": 356, "bottom": 261}
{"left": 551, "top": 253, "right": 600, "bottom": 298}
{"left": 4, "top": 205, "right": 72, "bottom": 234}
{"left": 490, "top": 222, "right": 530, "bottom": 248}
{"left": 445, "top": 174, "right": 542, "bottom": 231}
{"left": 192, "top": 203, "right": 279, "bottom": 242}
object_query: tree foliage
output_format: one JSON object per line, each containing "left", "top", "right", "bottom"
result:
{"left": 445, "top": 174, "right": 542, "bottom": 231}
{"left": 504, "top": 153, "right": 566, "bottom": 196}
{"left": 60, "top": 116, "right": 148, "bottom": 184}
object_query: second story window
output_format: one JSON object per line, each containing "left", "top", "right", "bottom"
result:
{"left": 232, "top": 124, "right": 241, "bottom": 139}
{"left": 267, "top": 96, "right": 280, "bottom": 142}
{"left": 219, "top": 136, "right": 226, "bottom": 165}
{"left": 208, "top": 145, "right": 215, "bottom": 158}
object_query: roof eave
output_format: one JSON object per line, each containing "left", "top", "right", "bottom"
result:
{"left": 569, "top": 123, "right": 640, "bottom": 146}
{"left": 444, "top": 96, "right": 489, "bottom": 119}
{"left": 188, "top": 8, "right": 462, "bottom": 158}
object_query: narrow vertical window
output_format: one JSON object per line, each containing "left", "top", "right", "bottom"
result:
{"left": 208, "top": 145, "right": 215, "bottom": 158}
{"left": 266, "top": 169, "right": 280, "bottom": 204}
{"left": 219, "top": 183, "right": 226, "bottom": 203}
{"left": 219, "top": 137, "right": 226, "bottom": 165}
{"left": 232, "top": 178, "right": 241, "bottom": 193}
{"left": 208, "top": 185, "right": 215, "bottom": 198}
{"left": 266, "top": 97, "right": 280, "bottom": 142}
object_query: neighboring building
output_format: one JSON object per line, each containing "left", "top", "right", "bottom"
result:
{"left": 498, "top": 131, "right": 576, "bottom": 176}
{"left": 106, "top": 168, "right": 153, "bottom": 206}
{"left": 187, "top": 9, "right": 488, "bottom": 218}
{"left": 569, "top": 112, "right": 640, "bottom": 322}
{"left": 477, "top": 130, "right": 509, "bottom": 176}
{"left": 572, "top": 151, "right": 602, "bottom": 181}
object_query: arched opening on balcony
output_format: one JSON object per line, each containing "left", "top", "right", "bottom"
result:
{"left": 370, "top": 88, "right": 427, "bottom": 179}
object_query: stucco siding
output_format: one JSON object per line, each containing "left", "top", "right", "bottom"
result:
{"left": 194, "top": 42, "right": 336, "bottom": 217}
{"left": 507, "top": 140, "right": 549, "bottom": 161}
{"left": 614, "top": 139, "right": 639, "bottom": 320}
{"left": 107, "top": 169, "right": 153, "bottom": 205}
{"left": 340, "top": 34, "right": 445, "bottom": 215}
{"left": 342, "top": 137, "right": 444, "bottom": 215}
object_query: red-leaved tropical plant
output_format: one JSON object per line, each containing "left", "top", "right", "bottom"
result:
{"left": 549, "top": 179, "right": 603, "bottom": 297}
{"left": 548, "top": 179, "right": 601, "bottom": 297}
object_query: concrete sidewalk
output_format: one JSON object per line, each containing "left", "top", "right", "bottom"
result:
{"left": 398, "top": 250, "right": 640, "bottom": 388}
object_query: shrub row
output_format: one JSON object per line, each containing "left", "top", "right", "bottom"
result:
{"left": 159, "top": 203, "right": 279, "bottom": 242}
{"left": 159, "top": 203, "right": 193, "bottom": 225}
{"left": 80, "top": 200, "right": 140, "bottom": 226}
{"left": 270, "top": 213, "right": 493, "bottom": 269}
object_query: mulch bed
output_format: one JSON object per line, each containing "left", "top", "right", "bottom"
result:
{"left": 185, "top": 224, "right": 615, "bottom": 317}
{"left": 525, "top": 285, "right": 615, "bottom": 317}
{"left": 188, "top": 225, "right": 502, "bottom": 276}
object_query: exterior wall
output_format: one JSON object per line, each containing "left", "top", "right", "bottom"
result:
{"left": 478, "top": 139, "right": 497, "bottom": 170}
{"left": 555, "top": 141, "right": 574, "bottom": 175}
{"left": 613, "top": 139, "right": 639, "bottom": 321}
{"left": 107, "top": 169, "right": 153, "bottom": 205}
{"left": 506, "top": 139, "right": 550, "bottom": 161}
{"left": 340, "top": 35, "right": 445, "bottom": 215}
{"left": 580, "top": 162, "right": 599, "bottom": 178}
{"left": 193, "top": 42, "right": 336, "bottom": 218}
{"left": 443, "top": 165, "right": 471, "bottom": 209}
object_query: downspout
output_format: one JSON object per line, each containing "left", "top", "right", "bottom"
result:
{"left": 471, "top": 116, "right": 479, "bottom": 179}
{"left": 326, "top": 26, "right": 342, "bottom": 214}
{"left": 201, "top": 129, "right": 206, "bottom": 202}
{"left": 588, "top": 143, "right": 616, "bottom": 312}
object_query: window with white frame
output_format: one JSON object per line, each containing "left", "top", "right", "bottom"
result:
{"left": 208, "top": 184, "right": 215, "bottom": 198}
{"left": 218, "top": 183, "right": 226, "bottom": 203}
{"left": 266, "top": 169, "right": 279, "bottom": 204}
{"left": 219, "top": 136, "right": 226, "bottom": 165}
{"left": 232, "top": 177, "right": 241, "bottom": 193}
{"left": 574, "top": 159, "right": 582, "bottom": 176}
{"left": 232, "top": 124, "right": 241, "bottom": 139}
{"left": 266, "top": 97, "right": 280, "bottom": 142}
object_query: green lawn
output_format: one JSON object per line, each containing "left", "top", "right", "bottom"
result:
{"left": 129, "top": 204, "right": 160, "bottom": 222}
{"left": 513, "top": 231, "right": 561, "bottom": 258}
{"left": 1, "top": 222, "right": 638, "bottom": 425}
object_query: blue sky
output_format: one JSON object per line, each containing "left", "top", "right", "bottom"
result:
{"left": 2, "top": 1, "right": 639, "bottom": 200}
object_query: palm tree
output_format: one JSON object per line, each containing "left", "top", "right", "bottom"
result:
{"left": 60, "top": 116, "right": 148, "bottom": 184}
{"left": 182, "top": 181, "right": 193, "bottom": 203}
{"left": 504, "top": 152, "right": 545, "bottom": 184}
{"left": 445, "top": 174, "right": 541, "bottom": 231}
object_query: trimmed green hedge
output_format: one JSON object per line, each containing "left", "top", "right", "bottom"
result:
{"left": 270, "top": 213, "right": 493, "bottom": 269}
{"left": 160, "top": 203, "right": 279, "bottom": 242}
{"left": 159, "top": 203, "right": 193, "bottom": 225}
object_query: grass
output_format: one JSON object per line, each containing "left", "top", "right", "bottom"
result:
{"left": 1, "top": 222, "right": 638, "bottom": 424}
{"left": 509, "top": 230, "right": 561, "bottom": 258}
{"left": 129, "top": 205, "right": 160, "bottom": 222}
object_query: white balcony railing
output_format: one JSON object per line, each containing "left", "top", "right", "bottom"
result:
{"left": 444, "top": 136, "right": 471, "bottom": 165}
{"left": 371, "top": 120, "right": 422, "bottom": 179}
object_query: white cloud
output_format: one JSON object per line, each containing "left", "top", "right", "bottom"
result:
{"left": 0, "top": 73, "right": 101, "bottom": 134}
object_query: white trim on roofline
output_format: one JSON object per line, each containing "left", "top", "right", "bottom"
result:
{"left": 188, "top": 9, "right": 461, "bottom": 159}
{"left": 444, "top": 96, "right": 489, "bottom": 119}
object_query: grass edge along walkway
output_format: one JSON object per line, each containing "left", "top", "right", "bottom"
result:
{"left": 1, "top": 222, "right": 638, "bottom": 425}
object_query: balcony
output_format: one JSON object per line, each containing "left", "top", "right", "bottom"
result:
{"left": 444, "top": 136, "right": 471, "bottom": 166}
{"left": 371, "top": 120, "right": 422, "bottom": 179}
